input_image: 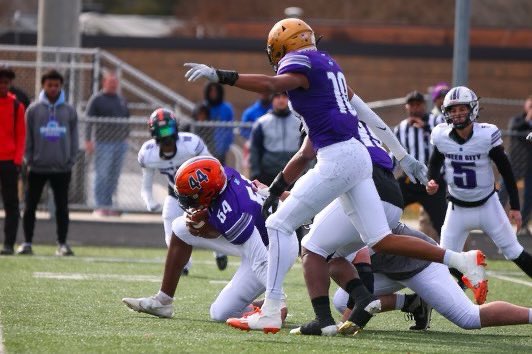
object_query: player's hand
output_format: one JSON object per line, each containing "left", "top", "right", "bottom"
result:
{"left": 509, "top": 210, "right": 522, "bottom": 231}
{"left": 147, "top": 202, "right": 162, "bottom": 212}
{"left": 526, "top": 132, "right": 532, "bottom": 142}
{"left": 252, "top": 179, "right": 268, "bottom": 192}
{"left": 184, "top": 63, "right": 219, "bottom": 83}
{"left": 399, "top": 154, "right": 429, "bottom": 185}
{"left": 426, "top": 179, "right": 439, "bottom": 195}
{"left": 261, "top": 194, "right": 279, "bottom": 220}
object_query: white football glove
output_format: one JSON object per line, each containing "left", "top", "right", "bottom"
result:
{"left": 184, "top": 63, "right": 219, "bottom": 83}
{"left": 146, "top": 202, "right": 162, "bottom": 212}
{"left": 399, "top": 154, "right": 429, "bottom": 185}
{"left": 527, "top": 132, "right": 532, "bottom": 142}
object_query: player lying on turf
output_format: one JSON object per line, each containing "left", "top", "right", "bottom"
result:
{"left": 139, "top": 108, "right": 228, "bottom": 274}
{"left": 331, "top": 238, "right": 532, "bottom": 331}
{"left": 427, "top": 87, "right": 532, "bottom": 279}
{"left": 185, "top": 17, "right": 489, "bottom": 334}
{"left": 122, "top": 157, "right": 291, "bottom": 325}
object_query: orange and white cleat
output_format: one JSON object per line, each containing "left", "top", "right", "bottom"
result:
{"left": 460, "top": 250, "right": 488, "bottom": 304}
{"left": 226, "top": 308, "right": 282, "bottom": 334}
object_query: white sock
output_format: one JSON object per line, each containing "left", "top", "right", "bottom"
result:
{"left": 264, "top": 228, "right": 299, "bottom": 308}
{"left": 443, "top": 250, "right": 463, "bottom": 271}
{"left": 261, "top": 297, "right": 283, "bottom": 316}
{"left": 395, "top": 293, "right": 405, "bottom": 310}
{"left": 155, "top": 290, "right": 174, "bottom": 305}
{"left": 214, "top": 251, "right": 225, "bottom": 258}
{"left": 529, "top": 309, "right": 532, "bottom": 324}
{"left": 23, "top": 242, "right": 32, "bottom": 247}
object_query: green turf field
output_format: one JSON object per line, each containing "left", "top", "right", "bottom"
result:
{"left": 0, "top": 246, "right": 530, "bottom": 353}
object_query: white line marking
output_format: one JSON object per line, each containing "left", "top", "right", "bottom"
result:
{"left": 0, "top": 310, "right": 5, "bottom": 354}
{"left": 209, "top": 280, "right": 229, "bottom": 285}
{"left": 487, "top": 271, "right": 532, "bottom": 287}
{"left": 33, "top": 272, "right": 161, "bottom": 283}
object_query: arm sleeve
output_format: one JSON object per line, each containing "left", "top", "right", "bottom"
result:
{"left": 140, "top": 167, "right": 156, "bottom": 209}
{"left": 14, "top": 102, "right": 26, "bottom": 165}
{"left": 24, "top": 108, "right": 33, "bottom": 165}
{"left": 69, "top": 109, "right": 79, "bottom": 168}
{"left": 350, "top": 93, "right": 407, "bottom": 161}
{"left": 489, "top": 145, "right": 520, "bottom": 210}
{"left": 427, "top": 146, "right": 445, "bottom": 180}
{"left": 249, "top": 122, "right": 264, "bottom": 180}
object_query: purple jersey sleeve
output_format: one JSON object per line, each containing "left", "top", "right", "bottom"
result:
{"left": 277, "top": 52, "right": 312, "bottom": 76}
{"left": 207, "top": 167, "right": 268, "bottom": 245}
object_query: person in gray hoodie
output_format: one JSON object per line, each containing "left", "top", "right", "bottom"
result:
{"left": 20, "top": 69, "right": 78, "bottom": 256}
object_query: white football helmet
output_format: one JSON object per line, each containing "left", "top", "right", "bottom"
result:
{"left": 441, "top": 86, "right": 479, "bottom": 129}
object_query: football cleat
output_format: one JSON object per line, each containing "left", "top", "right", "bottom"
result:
{"left": 460, "top": 250, "right": 488, "bottom": 304}
{"left": 122, "top": 296, "right": 174, "bottom": 318}
{"left": 56, "top": 244, "right": 74, "bottom": 256}
{"left": 16, "top": 244, "right": 34, "bottom": 255}
{"left": 338, "top": 294, "right": 381, "bottom": 335}
{"left": 402, "top": 294, "right": 432, "bottom": 331}
{"left": 290, "top": 319, "right": 337, "bottom": 336}
{"left": 226, "top": 309, "right": 282, "bottom": 334}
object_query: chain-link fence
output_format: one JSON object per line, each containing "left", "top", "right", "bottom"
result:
{"left": 0, "top": 44, "right": 527, "bottom": 214}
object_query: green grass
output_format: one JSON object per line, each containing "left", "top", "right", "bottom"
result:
{"left": 0, "top": 246, "right": 531, "bottom": 353}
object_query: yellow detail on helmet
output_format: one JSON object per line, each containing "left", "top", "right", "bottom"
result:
{"left": 267, "top": 18, "right": 316, "bottom": 71}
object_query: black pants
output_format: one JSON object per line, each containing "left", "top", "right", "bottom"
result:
{"left": 398, "top": 175, "right": 447, "bottom": 239}
{"left": 23, "top": 171, "right": 71, "bottom": 244}
{"left": 0, "top": 161, "right": 20, "bottom": 248}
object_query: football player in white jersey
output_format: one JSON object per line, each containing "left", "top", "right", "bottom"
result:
{"left": 427, "top": 87, "right": 532, "bottom": 278}
{"left": 138, "top": 108, "right": 228, "bottom": 272}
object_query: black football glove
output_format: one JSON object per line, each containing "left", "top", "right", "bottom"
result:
{"left": 261, "top": 172, "right": 289, "bottom": 220}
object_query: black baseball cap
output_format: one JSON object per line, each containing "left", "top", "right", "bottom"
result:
{"left": 405, "top": 90, "right": 425, "bottom": 104}
{"left": 0, "top": 65, "right": 15, "bottom": 80}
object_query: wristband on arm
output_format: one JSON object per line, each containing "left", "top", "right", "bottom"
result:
{"left": 269, "top": 172, "right": 290, "bottom": 197}
{"left": 216, "top": 70, "right": 239, "bottom": 86}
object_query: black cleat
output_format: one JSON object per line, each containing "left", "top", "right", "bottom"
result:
{"left": 290, "top": 318, "right": 337, "bottom": 336}
{"left": 338, "top": 294, "right": 381, "bottom": 335}
{"left": 182, "top": 267, "right": 189, "bottom": 276}
{"left": 216, "top": 255, "right": 228, "bottom": 271}
{"left": 0, "top": 246, "right": 14, "bottom": 255}
{"left": 402, "top": 294, "right": 432, "bottom": 331}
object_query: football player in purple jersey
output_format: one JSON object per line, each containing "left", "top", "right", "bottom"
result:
{"left": 123, "top": 156, "right": 291, "bottom": 326}
{"left": 184, "top": 18, "right": 489, "bottom": 334}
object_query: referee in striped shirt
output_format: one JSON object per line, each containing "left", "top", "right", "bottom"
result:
{"left": 394, "top": 91, "right": 447, "bottom": 240}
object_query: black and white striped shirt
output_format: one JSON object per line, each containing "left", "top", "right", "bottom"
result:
{"left": 394, "top": 113, "right": 444, "bottom": 166}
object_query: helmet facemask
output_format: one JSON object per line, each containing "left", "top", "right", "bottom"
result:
{"left": 441, "top": 86, "right": 479, "bottom": 130}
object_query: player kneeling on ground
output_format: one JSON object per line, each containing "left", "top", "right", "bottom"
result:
{"left": 122, "top": 157, "right": 290, "bottom": 329}
{"left": 331, "top": 230, "right": 532, "bottom": 332}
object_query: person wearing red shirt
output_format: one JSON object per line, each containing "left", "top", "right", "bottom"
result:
{"left": 0, "top": 66, "right": 26, "bottom": 255}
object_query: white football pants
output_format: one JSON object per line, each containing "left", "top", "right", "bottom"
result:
{"left": 441, "top": 194, "right": 524, "bottom": 260}
{"left": 172, "top": 216, "right": 270, "bottom": 321}
{"left": 333, "top": 263, "right": 481, "bottom": 329}
{"left": 265, "top": 138, "right": 392, "bottom": 300}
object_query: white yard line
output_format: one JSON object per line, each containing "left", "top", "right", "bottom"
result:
{"left": 487, "top": 271, "right": 532, "bottom": 287}
{"left": 0, "top": 311, "right": 6, "bottom": 354}
{"left": 33, "top": 272, "right": 161, "bottom": 283}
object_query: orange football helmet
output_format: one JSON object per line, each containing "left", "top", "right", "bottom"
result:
{"left": 267, "top": 18, "right": 316, "bottom": 71}
{"left": 174, "top": 156, "right": 227, "bottom": 210}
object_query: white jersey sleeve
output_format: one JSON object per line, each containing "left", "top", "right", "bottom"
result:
{"left": 434, "top": 122, "right": 498, "bottom": 202}
{"left": 138, "top": 140, "right": 159, "bottom": 210}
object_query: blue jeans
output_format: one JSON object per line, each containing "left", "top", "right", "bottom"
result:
{"left": 94, "top": 141, "right": 127, "bottom": 208}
